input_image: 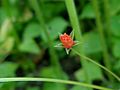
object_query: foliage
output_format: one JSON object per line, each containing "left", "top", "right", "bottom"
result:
{"left": 0, "top": 0, "right": 120, "bottom": 90}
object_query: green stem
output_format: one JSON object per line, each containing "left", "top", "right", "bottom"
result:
{"left": 29, "top": 0, "right": 50, "bottom": 41}
{"left": 91, "top": 0, "right": 113, "bottom": 81}
{"left": 0, "top": 77, "right": 112, "bottom": 90}
{"left": 72, "top": 48, "right": 120, "bottom": 82}
{"left": 102, "top": 0, "right": 111, "bottom": 45}
{"left": 29, "top": 0, "right": 66, "bottom": 80}
{"left": 65, "top": 0, "right": 92, "bottom": 86}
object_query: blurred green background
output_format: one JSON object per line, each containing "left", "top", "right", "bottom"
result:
{"left": 0, "top": 0, "right": 120, "bottom": 90}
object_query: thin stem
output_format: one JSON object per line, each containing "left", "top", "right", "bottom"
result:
{"left": 72, "top": 48, "right": 120, "bottom": 82}
{"left": 91, "top": 0, "right": 113, "bottom": 81}
{"left": 102, "top": 0, "right": 112, "bottom": 46}
{"left": 29, "top": 0, "right": 50, "bottom": 42}
{"left": 65, "top": 0, "right": 92, "bottom": 86}
{"left": 29, "top": 0, "right": 66, "bottom": 80}
{"left": 103, "top": 0, "right": 111, "bottom": 35}
{"left": 0, "top": 77, "right": 112, "bottom": 90}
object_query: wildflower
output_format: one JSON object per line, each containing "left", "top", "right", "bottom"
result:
{"left": 60, "top": 33, "right": 75, "bottom": 49}
{"left": 55, "top": 31, "right": 79, "bottom": 54}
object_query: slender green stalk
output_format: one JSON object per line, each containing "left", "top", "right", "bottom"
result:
{"left": 91, "top": 0, "right": 113, "bottom": 81}
{"left": 102, "top": 0, "right": 111, "bottom": 32}
{"left": 29, "top": 0, "right": 50, "bottom": 41}
{"left": 65, "top": 0, "right": 92, "bottom": 87}
{"left": 29, "top": 0, "right": 66, "bottom": 80}
{"left": 102, "top": 0, "right": 111, "bottom": 45}
{"left": 0, "top": 77, "right": 113, "bottom": 90}
{"left": 72, "top": 48, "right": 120, "bottom": 82}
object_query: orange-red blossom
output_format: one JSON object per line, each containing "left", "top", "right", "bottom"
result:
{"left": 59, "top": 33, "right": 75, "bottom": 49}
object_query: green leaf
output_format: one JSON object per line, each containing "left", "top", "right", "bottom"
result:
{"left": 23, "top": 22, "right": 47, "bottom": 42}
{"left": 114, "top": 59, "right": 120, "bottom": 71}
{"left": 0, "top": 62, "right": 18, "bottom": 77}
{"left": 23, "top": 22, "right": 41, "bottom": 39}
{"left": 9, "top": 0, "right": 18, "bottom": 5}
{"left": 110, "top": 0, "right": 120, "bottom": 15}
{"left": 80, "top": 4, "right": 95, "bottom": 19}
{"left": 75, "top": 69, "right": 86, "bottom": 82}
{"left": 0, "top": 37, "right": 14, "bottom": 61}
{"left": 0, "top": 37, "right": 14, "bottom": 52}
{"left": 0, "top": 83, "right": 4, "bottom": 88}
{"left": 19, "top": 39, "right": 41, "bottom": 54}
{"left": 0, "top": 19, "right": 12, "bottom": 42}
{"left": 0, "top": 8, "right": 7, "bottom": 26}
{"left": 40, "top": 66, "right": 66, "bottom": 90}
{"left": 0, "top": 19, "right": 15, "bottom": 61}
{"left": 112, "top": 41, "right": 120, "bottom": 58}
{"left": 86, "top": 62, "right": 103, "bottom": 80}
{"left": 110, "top": 15, "right": 120, "bottom": 37}
{"left": 24, "top": 18, "right": 68, "bottom": 41}
{"left": 42, "top": 82, "right": 65, "bottom": 90}
{"left": 48, "top": 17, "right": 68, "bottom": 40}
{"left": 42, "top": 3, "right": 65, "bottom": 20}
{"left": 40, "top": 66, "right": 58, "bottom": 78}
{"left": 111, "top": 36, "right": 120, "bottom": 44}
{"left": 75, "top": 62, "right": 103, "bottom": 81}
{"left": 6, "top": 0, "right": 19, "bottom": 19}
{"left": 21, "top": 59, "right": 35, "bottom": 72}
{"left": 74, "top": 69, "right": 90, "bottom": 90}
{"left": 111, "top": 82, "right": 120, "bottom": 89}
{"left": 0, "top": 82, "right": 15, "bottom": 90}
{"left": 83, "top": 31, "right": 102, "bottom": 54}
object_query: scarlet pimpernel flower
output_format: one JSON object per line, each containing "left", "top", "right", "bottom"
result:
{"left": 55, "top": 31, "right": 79, "bottom": 54}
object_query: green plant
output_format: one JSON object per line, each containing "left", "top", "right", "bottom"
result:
{"left": 0, "top": 0, "right": 120, "bottom": 90}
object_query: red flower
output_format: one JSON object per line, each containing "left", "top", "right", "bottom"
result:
{"left": 55, "top": 32, "right": 79, "bottom": 54}
{"left": 59, "top": 33, "right": 75, "bottom": 49}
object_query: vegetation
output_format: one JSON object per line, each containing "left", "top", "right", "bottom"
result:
{"left": 0, "top": 0, "right": 120, "bottom": 90}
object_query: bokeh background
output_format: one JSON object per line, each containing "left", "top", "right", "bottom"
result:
{"left": 0, "top": 0, "right": 120, "bottom": 90}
